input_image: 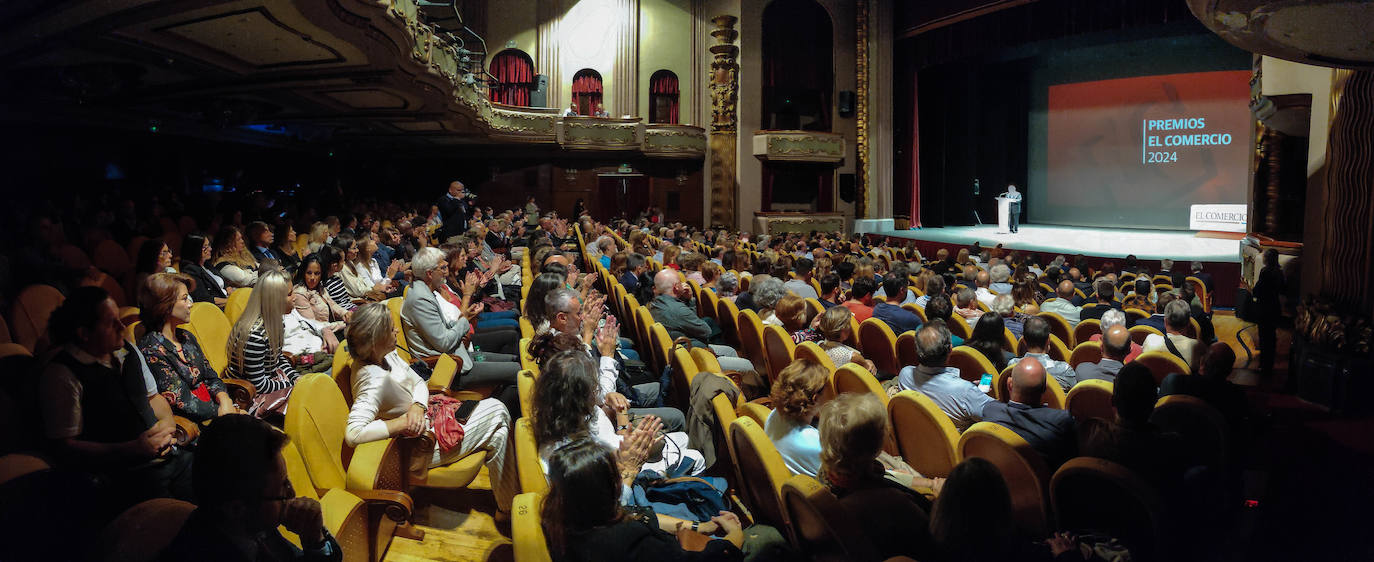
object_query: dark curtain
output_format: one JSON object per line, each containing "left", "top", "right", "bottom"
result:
{"left": 761, "top": 0, "right": 832, "bottom": 131}
{"left": 488, "top": 50, "right": 534, "bottom": 106}
{"left": 571, "top": 70, "right": 603, "bottom": 115}
{"left": 649, "top": 71, "right": 680, "bottom": 124}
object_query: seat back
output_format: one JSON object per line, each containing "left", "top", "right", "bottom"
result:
{"left": 728, "top": 417, "right": 792, "bottom": 528}
{"left": 514, "top": 417, "right": 547, "bottom": 496}
{"left": 99, "top": 498, "right": 197, "bottom": 562}
{"left": 804, "top": 298, "right": 824, "bottom": 323}
{"left": 187, "top": 301, "right": 232, "bottom": 373}
{"left": 716, "top": 298, "right": 741, "bottom": 348}
{"left": 1073, "top": 319, "right": 1102, "bottom": 347}
{"left": 92, "top": 239, "right": 134, "bottom": 280}
{"left": 1066, "top": 379, "right": 1115, "bottom": 423}
{"left": 944, "top": 316, "right": 973, "bottom": 341}
{"left": 1124, "top": 308, "right": 1151, "bottom": 326}
{"left": 895, "top": 330, "right": 918, "bottom": 367}
{"left": 857, "top": 318, "right": 898, "bottom": 376}
{"left": 284, "top": 373, "right": 353, "bottom": 490}
{"left": 1135, "top": 351, "right": 1190, "bottom": 385}
{"left": 669, "top": 346, "right": 701, "bottom": 411}
{"left": 958, "top": 422, "right": 1050, "bottom": 537}
{"left": 1151, "top": 394, "right": 1228, "bottom": 472}
{"left": 736, "top": 309, "right": 768, "bottom": 369}
{"left": 1051, "top": 457, "right": 1164, "bottom": 561}
{"left": 649, "top": 323, "right": 675, "bottom": 376}
{"left": 225, "top": 287, "right": 253, "bottom": 325}
{"left": 793, "top": 341, "right": 835, "bottom": 372}
{"left": 690, "top": 347, "right": 724, "bottom": 373}
{"left": 947, "top": 345, "right": 997, "bottom": 386}
{"left": 10, "top": 285, "right": 64, "bottom": 353}
{"left": 762, "top": 325, "right": 796, "bottom": 384}
{"left": 331, "top": 347, "right": 356, "bottom": 405}
{"left": 888, "top": 390, "right": 960, "bottom": 477}
{"left": 781, "top": 474, "right": 881, "bottom": 562}
{"left": 1003, "top": 327, "right": 1020, "bottom": 355}
{"left": 1038, "top": 311, "right": 1075, "bottom": 347}
{"left": 0, "top": 454, "right": 49, "bottom": 486}
{"left": 901, "top": 303, "right": 928, "bottom": 324}
{"left": 1068, "top": 341, "right": 1103, "bottom": 369}
{"left": 699, "top": 286, "right": 720, "bottom": 320}
{"left": 512, "top": 492, "right": 553, "bottom": 562}
{"left": 831, "top": 364, "right": 887, "bottom": 406}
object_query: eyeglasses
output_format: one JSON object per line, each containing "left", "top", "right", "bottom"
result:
{"left": 182, "top": 294, "right": 193, "bottom": 303}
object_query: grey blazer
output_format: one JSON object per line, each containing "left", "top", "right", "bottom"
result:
{"left": 400, "top": 282, "right": 472, "bottom": 372}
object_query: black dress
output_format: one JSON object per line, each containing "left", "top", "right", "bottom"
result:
{"left": 556, "top": 513, "right": 743, "bottom": 562}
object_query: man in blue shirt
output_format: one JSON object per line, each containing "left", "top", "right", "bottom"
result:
{"left": 871, "top": 274, "right": 922, "bottom": 335}
{"left": 897, "top": 323, "right": 993, "bottom": 431}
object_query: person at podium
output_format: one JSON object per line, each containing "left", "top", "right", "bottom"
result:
{"left": 1003, "top": 185, "right": 1022, "bottom": 233}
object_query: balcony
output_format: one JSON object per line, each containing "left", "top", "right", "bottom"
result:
{"left": 752, "top": 130, "right": 846, "bottom": 163}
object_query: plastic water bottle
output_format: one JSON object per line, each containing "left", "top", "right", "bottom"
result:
{"left": 473, "top": 344, "right": 485, "bottom": 363}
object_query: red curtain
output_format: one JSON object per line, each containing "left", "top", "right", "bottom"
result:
{"left": 571, "top": 70, "right": 603, "bottom": 115}
{"left": 649, "top": 71, "right": 679, "bottom": 124}
{"left": 489, "top": 50, "right": 534, "bottom": 106}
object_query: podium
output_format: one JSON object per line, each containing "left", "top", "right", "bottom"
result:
{"left": 996, "top": 196, "right": 1013, "bottom": 234}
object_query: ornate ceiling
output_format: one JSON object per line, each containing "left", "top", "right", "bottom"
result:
{"left": 1187, "top": 0, "right": 1374, "bottom": 69}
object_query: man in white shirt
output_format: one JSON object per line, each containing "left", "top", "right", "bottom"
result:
{"left": 897, "top": 323, "right": 993, "bottom": 432}
{"left": 974, "top": 270, "right": 996, "bottom": 308}
{"left": 1040, "top": 280, "right": 1083, "bottom": 326}
{"left": 1142, "top": 300, "right": 1201, "bottom": 371}
{"left": 782, "top": 258, "right": 819, "bottom": 300}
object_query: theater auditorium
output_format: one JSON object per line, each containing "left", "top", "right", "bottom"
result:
{"left": 0, "top": 0, "right": 1369, "bottom": 560}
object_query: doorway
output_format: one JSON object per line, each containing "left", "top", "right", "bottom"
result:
{"left": 598, "top": 173, "right": 649, "bottom": 221}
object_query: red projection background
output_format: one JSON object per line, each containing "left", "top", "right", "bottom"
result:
{"left": 1045, "top": 70, "right": 1250, "bottom": 228}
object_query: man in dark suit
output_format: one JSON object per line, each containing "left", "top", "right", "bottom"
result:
{"left": 1134, "top": 292, "right": 1175, "bottom": 332}
{"left": 1079, "top": 279, "right": 1122, "bottom": 323}
{"left": 436, "top": 180, "right": 472, "bottom": 242}
{"left": 981, "top": 358, "right": 1077, "bottom": 470}
{"left": 1188, "top": 261, "right": 1214, "bottom": 294}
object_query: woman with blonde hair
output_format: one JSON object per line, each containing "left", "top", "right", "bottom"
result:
{"left": 764, "top": 358, "right": 830, "bottom": 477}
{"left": 226, "top": 269, "right": 300, "bottom": 418}
{"left": 776, "top": 293, "right": 821, "bottom": 344}
{"left": 661, "top": 245, "right": 682, "bottom": 270}
{"left": 306, "top": 222, "right": 330, "bottom": 254}
{"left": 815, "top": 305, "right": 877, "bottom": 374}
{"left": 343, "top": 303, "right": 517, "bottom": 513}
{"left": 212, "top": 226, "right": 259, "bottom": 288}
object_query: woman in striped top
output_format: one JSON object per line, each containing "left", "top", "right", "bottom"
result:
{"left": 318, "top": 244, "right": 357, "bottom": 311}
{"left": 226, "top": 269, "right": 300, "bottom": 418}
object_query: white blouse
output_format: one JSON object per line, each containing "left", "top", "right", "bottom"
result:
{"left": 345, "top": 351, "right": 429, "bottom": 446}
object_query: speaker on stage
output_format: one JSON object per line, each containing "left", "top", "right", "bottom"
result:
{"left": 531, "top": 74, "right": 548, "bottom": 108}
{"left": 838, "top": 91, "right": 855, "bottom": 117}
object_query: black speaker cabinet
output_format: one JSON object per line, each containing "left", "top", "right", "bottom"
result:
{"left": 531, "top": 74, "right": 549, "bottom": 108}
{"left": 838, "top": 90, "right": 855, "bottom": 117}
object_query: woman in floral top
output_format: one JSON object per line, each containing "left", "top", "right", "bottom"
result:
{"left": 137, "top": 272, "right": 239, "bottom": 421}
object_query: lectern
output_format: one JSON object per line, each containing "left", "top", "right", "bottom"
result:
{"left": 996, "top": 196, "right": 1013, "bottom": 234}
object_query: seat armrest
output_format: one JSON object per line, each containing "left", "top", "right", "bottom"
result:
{"left": 346, "top": 438, "right": 405, "bottom": 492}
{"left": 351, "top": 489, "right": 415, "bottom": 524}
{"left": 220, "top": 377, "right": 257, "bottom": 410}
{"left": 424, "top": 354, "right": 462, "bottom": 395}
{"left": 172, "top": 416, "right": 200, "bottom": 446}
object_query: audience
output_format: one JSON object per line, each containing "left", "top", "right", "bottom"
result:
{"left": 871, "top": 274, "right": 922, "bottom": 335}
{"left": 401, "top": 246, "right": 521, "bottom": 415}
{"left": 291, "top": 254, "right": 352, "bottom": 323}
{"left": 982, "top": 358, "right": 1077, "bottom": 470}
{"left": 159, "top": 414, "right": 341, "bottom": 561}
{"left": 840, "top": 276, "right": 876, "bottom": 322}
{"left": 138, "top": 273, "right": 240, "bottom": 422}
{"left": 1078, "top": 324, "right": 1132, "bottom": 383}
{"left": 40, "top": 286, "right": 192, "bottom": 517}
{"left": 815, "top": 306, "right": 877, "bottom": 373}
{"left": 782, "top": 257, "right": 819, "bottom": 299}
{"left": 749, "top": 276, "right": 786, "bottom": 326}
{"left": 226, "top": 269, "right": 302, "bottom": 418}
{"left": 965, "top": 313, "right": 1011, "bottom": 372}
{"left": 897, "top": 323, "right": 992, "bottom": 431}
{"left": 930, "top": 458, "right": 1068, "bottom": 561}
{"left": 765, "top": 359, "right": 829, "bottom": 477}
{"left": 817, "top": 272, "right": 842, "bottom": 308}
{"left": 1142, "top": 299, "right": 1200, "bottom": 371}
{"left": 1161, "top": 342, "right": 1248, "bottom": 430}
{"left": 1039, "top": 280, "right": 1082, "bottom": 326}
{"left": 179, "top": 232, "right": 230, "bottom": 306}
{"left": 343, "top": 303, "right": 516, "bottom": 512}
{"left": 1008, "top": 316, "right": 1077, "bottom": 390}
{"left": 1078, "top": 363, "right": 1187, "bottom": 488}
{"left": 212, "top": 225, "right": 259, "bottom": 288}
{"left": 818, "top": 393, "right": 937, "bottom": 561}
{"left": 1089, "top": 309, "right": 1142, "bottom": 362}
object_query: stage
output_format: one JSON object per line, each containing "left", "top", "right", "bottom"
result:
{"left": 874, "top": 224, "right": 1241, "bottom": 263}
{"left": 870, "top": 224, "right": 1242, "bottom": 307}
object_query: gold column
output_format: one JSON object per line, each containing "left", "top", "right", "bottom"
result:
{"left": 855, "top": 0, "right": 870, "bottom": 218}
{"left": 708, "top": 15, "right": 739, "bottom": 229}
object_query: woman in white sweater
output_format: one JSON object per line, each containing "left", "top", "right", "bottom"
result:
{"left": 342, "top": 303, "right": 516, "bottom": 512}
{"left": 212, "top": 225, "right": 260, "bottom": 288}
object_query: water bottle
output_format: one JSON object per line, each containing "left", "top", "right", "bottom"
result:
{"left": 473, "top": 344, "right": 485, "bottom": 363}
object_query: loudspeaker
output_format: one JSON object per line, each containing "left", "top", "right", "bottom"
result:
{"left": 531, "top": 74, "right": 549, "bottom": 108}
{"left": 839, "top": 173, "right": 856, "bottom": 202}
{"left": 838, "top": 90, "right": 855, "bottom": 117}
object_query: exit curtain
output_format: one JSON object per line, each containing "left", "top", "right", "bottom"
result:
{"left": 571, "top": 71, "right": 603, "bottom": 115}
{"left": 489, "top": 50, "right": 534, "bottom": 106}
{"left": 650, "top": 72, "right": 679, "bottom": 124}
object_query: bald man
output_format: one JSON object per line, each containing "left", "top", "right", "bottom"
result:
{"left": 1077, "top": 324, "right": 1131, "bottom": 383}
{"left": 1039, "top": 279, "right": 1083, "bottom": 326}
{"left": 646, "top": 268, "right": 755, "bottom": 373}
{"left": 974, "top": 270, "right": 996, "bottom": 308}
{"left": 980, "top": 357, "right": 1078, "bottom": 469}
